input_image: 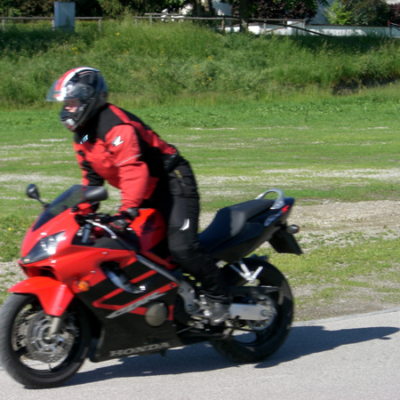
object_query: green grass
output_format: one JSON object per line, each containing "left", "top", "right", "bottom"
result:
{"left": 1, "top": 86, "right": 400, "bottom": 250}
{"left": 273, "top": 236, "right": 400, "bottom": 320}
{"left": 2, "top": 19, "right": 400, "bottom": 108}
{"left": 2, "top": 91, "right": 400, "bottom": 315}
{"left": 1, "top": 22, "right": 400, "bottom": 316}
{"left": 2, "top": 83, "right": 400, "bottom": 217}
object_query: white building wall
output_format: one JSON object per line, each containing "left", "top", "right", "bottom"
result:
{"left": 212, "top": 1, "right": 232, "bottom": 16}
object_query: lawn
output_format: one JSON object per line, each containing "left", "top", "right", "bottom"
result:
{"left": 1, "top": 87, "right": 400, "bottom": 319}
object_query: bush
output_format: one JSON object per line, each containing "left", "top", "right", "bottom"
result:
{"left": 1, "top": 20, "right": 400, "bottom": 109}
{"left": 231, "top": 0, "right": 319, "bottom": 21}
{"left": 341, "top": 0, "right": 390, "bottom": 26}
{"left": 389, "top": 4, "right": 400, "bottom": 25}
{"left": 325, "top": 0, "right": 352, "bottom": 25}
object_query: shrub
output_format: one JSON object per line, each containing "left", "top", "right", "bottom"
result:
{"left": 231, "top": 0, "right": 319, "bottom": 21}
{"left": 389, "top": 4, "right": 400, "bottom": 25}
{"left": 341, "top": 0, "right": 390, "bottom": 26}
{"left": 325, "top": 0, "right": 352, "bottom": 25}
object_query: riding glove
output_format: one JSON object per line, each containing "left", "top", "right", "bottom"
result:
{"left": 108, "top": 208, "right": 139, "bottom": 232}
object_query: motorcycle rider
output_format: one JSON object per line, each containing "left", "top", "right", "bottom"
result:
{"left": 46, "top": 66, "right": 229, "bottom": 325}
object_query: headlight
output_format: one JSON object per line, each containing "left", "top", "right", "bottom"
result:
{"left": 22, "top": 231, "right": 66, "bottom": 264}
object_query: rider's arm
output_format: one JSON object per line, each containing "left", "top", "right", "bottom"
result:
{"left": 105, "top": 125, "right": 154, "bottom": 212}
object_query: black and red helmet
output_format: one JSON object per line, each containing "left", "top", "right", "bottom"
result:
{"left": 46, "top": 67, "right": 108, "bottom": 132}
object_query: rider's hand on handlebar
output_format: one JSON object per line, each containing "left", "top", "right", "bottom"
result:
{"left": 108, "top": 208, "right": 139, "bottom": 233}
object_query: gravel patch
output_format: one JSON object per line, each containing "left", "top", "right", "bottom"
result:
{"left": 260, "top": 168, "right": 400, "bottom": 182}
{"left": 0, "top": 261, "right": 25, "bottom": 293}
{"left": 200, "top": 199, "right": 400, "bottom": 234}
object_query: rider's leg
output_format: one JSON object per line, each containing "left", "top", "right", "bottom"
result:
{"left": 160, "top": 160, "right": 230, "bottom": 324}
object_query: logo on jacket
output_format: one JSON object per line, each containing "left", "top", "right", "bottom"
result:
{"left": 112, "top": 136, "right": 124, "bottom": 147}
{"left": 80, "top": 134, "right": 89, "bottom": 144}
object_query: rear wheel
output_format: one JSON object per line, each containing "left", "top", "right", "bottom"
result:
{"left": 0, "top": 294, "right": 90, "bottom": 388}
{"left": 210, "top": 258, "right": 293, "bottom": 363}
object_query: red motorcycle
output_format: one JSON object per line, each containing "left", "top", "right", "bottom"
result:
{"left": 0, "top": 184, "right": 301, "bottom": 388}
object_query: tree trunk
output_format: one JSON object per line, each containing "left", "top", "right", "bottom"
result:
{"left": 239, "top": 0, "right": 249, "bottom": 32}
{"left": 205, "top": 0, "right": 214, "bottom": 14}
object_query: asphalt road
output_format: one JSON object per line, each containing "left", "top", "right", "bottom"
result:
{"left": 1, "top": 307, "right": 399, "bottom": 400}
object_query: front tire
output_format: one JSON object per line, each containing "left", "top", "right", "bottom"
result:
{"left": 210, "top": 258, "right": 293, "bottom": 363}
{"left": 0, "top": 294, "right": 90, "bottom": 388}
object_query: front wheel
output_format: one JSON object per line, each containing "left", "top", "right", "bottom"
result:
{"left": 210, "top": 258, "right": 293, "bottom": 363}
{"left": 0, "top": 294, "right": 90, "bottom": 388}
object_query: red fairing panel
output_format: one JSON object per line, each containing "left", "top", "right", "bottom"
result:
{"left": 130, "top": 208, "right": 166, "bottom": 251}
{"left": 9, "top": 277, "right": 74, "bottom": 317}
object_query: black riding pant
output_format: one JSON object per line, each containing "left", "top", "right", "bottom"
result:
{"left": 157, "top": 159, "right": 228, "bottom": 297}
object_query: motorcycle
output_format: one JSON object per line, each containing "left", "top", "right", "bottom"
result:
{"left": 0, "top": 184, "right": 302, "bottom": 388}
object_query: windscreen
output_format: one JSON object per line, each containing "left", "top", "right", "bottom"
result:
{"left": 32, "top": 185, "right": 87, "bottom": 231}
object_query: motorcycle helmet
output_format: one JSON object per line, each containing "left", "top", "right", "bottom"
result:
{"left": 46, "top": 67, "right": 108, "bottom": 132}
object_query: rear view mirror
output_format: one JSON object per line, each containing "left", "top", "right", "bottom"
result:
{"left": 26, "top": 184, "right": 48, "bottom": 208}
{"left": 84, "top": 186, "right": 108, "bottom": 203}
{"left": 26, "top": 184, "right": 41, "bottom": 201}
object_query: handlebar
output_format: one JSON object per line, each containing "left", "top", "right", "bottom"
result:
{"left": 87, "top": 220, "right": 117, "bottom": 240}
{"left": 76, "top": 213, "right": 118, "bottom": 242}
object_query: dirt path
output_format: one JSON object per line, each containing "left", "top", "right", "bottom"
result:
{"left": 201, "top": 199, "right": 400, "bottom": 233}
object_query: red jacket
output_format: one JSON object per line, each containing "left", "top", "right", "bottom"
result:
{"left": 73, "top": 104, "right": 178, "bottom": 211}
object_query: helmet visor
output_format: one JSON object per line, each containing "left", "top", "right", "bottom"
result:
{"left": 46, "top": 80, "right": 62, "bottom": 102}
{"left": 46, "top": 79, "right": 95, "bottom": 103}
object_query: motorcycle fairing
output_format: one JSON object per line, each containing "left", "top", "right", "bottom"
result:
{"left": 76, "top": 259, "right": 183, "bottom": 362}
{"left": 8, "top": 277, "right": 74, "bottom": 317}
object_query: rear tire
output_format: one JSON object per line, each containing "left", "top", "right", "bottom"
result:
{"left": 210, "top": 258, "right": 293, "bottom": 363}
{"left": 0, "top": 294, "right": 90, "bottom": 388}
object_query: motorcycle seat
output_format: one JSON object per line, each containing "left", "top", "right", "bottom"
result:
{"left": 198, "top": 199, "right": 274, "bottom": 253}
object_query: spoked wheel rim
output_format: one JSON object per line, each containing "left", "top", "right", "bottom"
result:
{"left": 210, "top": 259, "right": 293, "bottom": 363}
{"left": 0, "top": 294, "right": 90, "bottom": 388}
{"left": 228, "top": 280, "right": 282, "bottom": 345}
{"left": 12, "top": 302, "right": 81, "bottom": 371}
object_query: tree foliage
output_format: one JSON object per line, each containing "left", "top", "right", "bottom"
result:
{"left": 232, "top": 0, "right": 322, "bottom": 20}
{"left": 0, "top": 0, "right": 20, "bottom": 16}
{"left": 0, "top": 0, "right": 186, "bottom": 17}
{"left": 325, "top": 0, "right": 352, "bottom": 25}
{"left": 332, "top": 0, "right": 390, "bottom": 26}
{"left": 0, "top": 0, "right": 326, "bottom": 20}
{"left": 0, "top": 0, "right": 102, "bottom": 17}
{"left": 389, "top": 4, "right": 400, "bottom": 25}
{"left": 230, "top": 0, "right": 327, "bottom": 32}
{"left": 8, "top": 0, "right": 54, "bottom": 17}
{"left": 96, "top": 0, "right": 175, "bottom": 17}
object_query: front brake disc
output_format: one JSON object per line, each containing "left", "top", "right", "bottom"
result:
{"left": 25, "top": 311, "right": 75, "bottom": 363}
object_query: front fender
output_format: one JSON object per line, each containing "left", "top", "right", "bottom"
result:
{"left": 9, "top": 277, "right": 74, "bottom": 317}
